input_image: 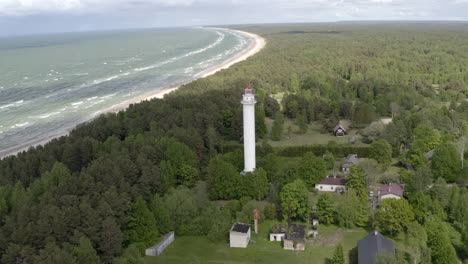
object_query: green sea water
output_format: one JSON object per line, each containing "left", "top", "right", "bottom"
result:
{"left": 0, "top": 27, "right": 252, "bottom": 156}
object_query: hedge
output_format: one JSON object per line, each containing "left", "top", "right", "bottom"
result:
{"left": 222, "top": 142, "right": 371, "bottom": 158}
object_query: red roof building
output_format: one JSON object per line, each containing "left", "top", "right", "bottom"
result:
{"left": 315, "top": 177, "right": 347, "bottom": 193}
{"left": 378, "top": 183, "right": 405, "bottom": 201}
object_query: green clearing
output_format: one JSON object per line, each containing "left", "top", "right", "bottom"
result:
{"left": 145, "top": 221, "right": 368, "bottom": 264}
{"left": 264, "top": 117, "right": 364, "bottom": 147}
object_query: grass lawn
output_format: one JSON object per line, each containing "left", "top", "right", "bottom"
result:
{"left": 264, "top": 118, "right": 364, "bottom": 148}
{"left": 144, "top": 221, "right": 368, "bottom": 264}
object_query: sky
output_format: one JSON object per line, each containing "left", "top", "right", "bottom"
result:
{"left": 0, "top": 0, "right": 467, "bottom": 36}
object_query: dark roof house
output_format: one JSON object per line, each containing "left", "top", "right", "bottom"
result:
{"left": 358, "top": 230, "right": 395, "bottom": 264}
{"left": 232, "top": 223, "right": 250, "bottom": 233}
{"left": 318, "top": 177, "right": 347, "bottom": 186}
{"left": 342, "top": 154, "right": 360, "bottom": 173}
{"left": 315, "top": 177, "right": 347, "bottom": 193}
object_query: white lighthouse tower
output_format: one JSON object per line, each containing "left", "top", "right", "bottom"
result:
{"left": 241, "top": 86, "right": 256, "bottom": 174}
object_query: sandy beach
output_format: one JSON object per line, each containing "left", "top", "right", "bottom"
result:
{"left": 0, "top": 28, "right": 266, "bottom": 159}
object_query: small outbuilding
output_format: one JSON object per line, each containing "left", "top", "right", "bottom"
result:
{"left": 334, "top": 124, "right": 347, "bottom": 137}
{"left": 229, "top": 223, "right": 251, "bottom": 248}
{"left": 378, "top": 183, "right": 405, "bottom": 202}
{"left": 358, "top": 230, "right": 395, "bottom": 264}
{"left": 342, "top": 154, "right": 360, "bottom": 174}
{"left": 426, "top": 149, "right": 435, "bottom": 162}
{"left": 283, "top": 224, "right": 306, "bottom": 251}
{"left": 315, "top": 177, "right": 347, "bottom": 193}
{"left": 269, "top": 224, "right": 286, "bottom": 242}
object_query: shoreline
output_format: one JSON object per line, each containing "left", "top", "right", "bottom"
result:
{"left": 101, "top": 28, "right": 265, "bottom": 113}
{"left": 0, "top": 27, "right": 266, "bottom": 159}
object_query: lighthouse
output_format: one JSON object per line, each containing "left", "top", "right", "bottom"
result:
{"left": 241, "top": 86, "right": 256, "bottom": 174}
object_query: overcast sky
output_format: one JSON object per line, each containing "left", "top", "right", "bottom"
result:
{"left": 0, "top": 0, "right": 467, "bottom": 36}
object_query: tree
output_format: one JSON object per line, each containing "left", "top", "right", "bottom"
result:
{"left": 271, "top": 112, "right": 284, "bottom": 141}
{"left": 296, "top": 111, "right": 308, "bottom": 134}
{"left": 206, "top": 157, "right": 239, "bottom": 200}
{"left": 409, "top": 192, "right": 446, "bottom": 224}
{"left": 289, "top": 73, "right": 300, "bottom": 93}
{"left": 176, "top": 165, "right": 199, "bottom": 188}
{"left": 34, "top": 242, "right": 77, "bottom": 264}
{"left": 241, "top": 168, "right": 269, "bottom": 199}
{"left": 331, "top": 244, "right": 345, "bottom": 264}
{"left": 163, "top": 138, "right": 198, "bottom": 168}
{"left": 316, "top": 193, "right": 335, "bottom": 225}
{"left": 346, "top": 165, "right": 367, "bottom": 197}
{"left": 404, "top": 221, "right": 430, "bottom": 263}
{"left": 431, "top": 143, "right": 461, "bottom": 182}
{"left": 375, "top": 198, "right": 415, "bottom": 235}
{"left": 280, "top": 179, "right": 309, "bottom": 222}
{"left": 114, "top": 243, "right": 144, "bottom": 264}
{"left": 425, "top": 219, "right": 458, "bottom": 264}
{"left": 264, "top": 96, "right": 280, "bottom": 117}
{"left": 390, "top": 102, "right": 400, "bottom": 118}
{"left": 297, "top": 152, "right": 328, "bottom": 190}
{"left": 374, "top": 253, "right": 398, "bottom": 264}
{"left": 370, "top": 140, "right": 393, "bottom": 168}
{"left": 149, "top": 195, "right": 172, "bottom": 234}
{"left": 354, "top": 103, "right": 376, "bottom": 124}
{"left": 207, "top": 210, "right": 232, "bottom": 242}
{"left": 255, "top": 104, "right": 267, "bottom": 138}
{"left": 73, "top": 236, "right": 100, "bottom": 264}
{"left": 335, "top": 190, "right": 368, "bottom": 227}
{"left": 159, "top": 160, "right": 176, "bottom": 193}
{"left": 125, "top": 197, "right": 159, "bottom": 247}
{"left": 430, "top": 177, "right": 449, "bottom": 208}
{"left": 410, "top": 165, "right": 433, "bottom": 193}
{"left": 413, "top": 125, "right": 441, "bottom": 152}
{"left": 163, "top": 187, "right": 198, "bottom": 235}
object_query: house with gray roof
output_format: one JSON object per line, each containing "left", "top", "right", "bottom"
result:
{"left": 342, "top": 154, "right": 360, "bottom": 175}
{"left": 358, "top": 230, "right": 395, "bottom": 264}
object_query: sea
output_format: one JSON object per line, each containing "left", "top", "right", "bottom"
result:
{"left": 0, "top": 27, "right": 252, "bottom": 156}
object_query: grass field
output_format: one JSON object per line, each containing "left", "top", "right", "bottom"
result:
{"left": 264, "top": 118, "right": 364, "bottom": 147}
{"left": 145, "top": 221, "right": 368, "bottom": 264}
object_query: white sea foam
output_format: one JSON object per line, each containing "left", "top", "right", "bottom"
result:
{"left": 45, "top": 93, "right": 58, "bottom": 99}
{"left": 38, "top": 112, "right": 60, "bottom": 119}
{"left": 0, "top": 100, "right": 24, "bottom": 110}
{"left": 87, "top": 96, "right": 98, "bottom": 101}
{"left": 71, "top": 101, "right": 83, "bottom": 106}
{"left": 100, "top": 93, "right": 117, "bottom": 99}
{"left": 134, "top": 30, "right": 225, "bottom": 73}
{"left": 11, "top": 122, "right": 30, "bottom": 129}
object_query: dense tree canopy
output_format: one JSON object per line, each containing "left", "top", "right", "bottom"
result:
{"left": 0, "top": 23, "right": 467, "bottom": 262}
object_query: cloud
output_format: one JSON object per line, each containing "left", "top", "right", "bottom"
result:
{"left": 0, "top": 0, "right": 466, "bottom": 36}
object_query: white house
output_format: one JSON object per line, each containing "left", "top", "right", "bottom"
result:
{"left": 378, "top": 183, "right": 405, "bottom": 202}
{"left": 230, "top": 223, "right": 251, "bottom": 248}
{"left": 315, "top": 177, "right": 347, "bottom": 193}
{"left": 270, "top": 232, "right": 286, "bottom": 241}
